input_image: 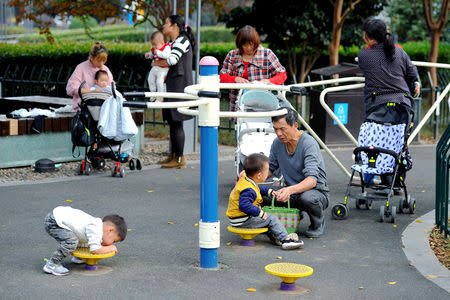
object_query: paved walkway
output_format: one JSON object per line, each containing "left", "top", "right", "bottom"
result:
{"left": 0, "top": 143, "right": 448, "bottom": 299}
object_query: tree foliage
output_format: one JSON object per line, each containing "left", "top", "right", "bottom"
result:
{"left": 8, "top": 0, "right": 229, "bottom": 43}
{"left": 219, "top": 0, "right": 386, "bottom": 81}
{"left": 385, "top": 0, "right": 430, "bottom": 42}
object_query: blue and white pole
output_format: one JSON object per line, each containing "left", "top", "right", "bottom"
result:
{"left": 198, "top": 56, "right": 220, "bottom": 269}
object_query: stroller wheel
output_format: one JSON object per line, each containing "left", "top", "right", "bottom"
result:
{"left": 365, "top": 200, "right": 372, "bottom": 210}
{"left": 85, "top": 164, "right": 91, "bottom": 176}
{"left": 76, "top": 163, "right": 83, "bottom": 175}
{"left": 398, "top": 199, "right": 404, "bottom": 214}
{"left": 111, "top": 164, "right": 117, "bottom": 177}
{"left": 408, "top": 198, "right": 416, "bottom": 214}
{"left": 119, "top": 166, "right": 125, "bottom": 178}
{"left": 97, "top": 158, "right": 105, "bottom": 169}
{"left": 390, "top": 206, "right": 396, "bottom": 223}
{"left": 136, "top": 159, "right": 142, "bottom": 170}
{"left": 129, "top": 159, "right": 135, "bottom": 170}
{"left": 379, "top": 206, "right": 385, "bottom": 222}
{"left": 331, "top": 203, "right": 348, "bottom": 220}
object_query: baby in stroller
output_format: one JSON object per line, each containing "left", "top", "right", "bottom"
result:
{"left": 72, "top": 81, "right": 142, "bottom": 177}
{"left": 331, "top": 102, "right": 415, "bottom": 223}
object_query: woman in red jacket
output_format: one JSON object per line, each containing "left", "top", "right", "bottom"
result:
{"left": 219, "top": 25, "right": 287, "bottom": 112}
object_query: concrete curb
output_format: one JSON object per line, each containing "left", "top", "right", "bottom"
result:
{"left": 402, "top": 210, "right": 450, "bottom": 293}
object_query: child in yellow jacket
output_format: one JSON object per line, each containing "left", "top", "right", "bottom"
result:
{"left": 227, "top": 153, "right": 303, "bottom": 250}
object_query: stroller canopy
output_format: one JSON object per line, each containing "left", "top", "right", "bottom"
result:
{"left": 239, "top": 90, "right": 279, "bottom": 112}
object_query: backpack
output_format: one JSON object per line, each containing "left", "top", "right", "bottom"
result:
{"left": 71, "top": 110, "right": 95, "bottom": 153}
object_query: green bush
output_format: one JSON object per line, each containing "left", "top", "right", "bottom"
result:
{"left": 17, "top": 24, "right": 235, "bottom": 44}
{"left": 0, "top": 40, "right": 448, "bottom": 91}
{"left": 69, "top": 16, "right": 98, "bottom": 30}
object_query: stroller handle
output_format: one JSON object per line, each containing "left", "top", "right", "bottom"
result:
{"left": 290, "top": 86, "right": 307, "bottom": 95}
{"left": 197, "top": 91, "right": 221, "bottom": 98}
{"left": 78, "top": 80, "right": 86, "bottom": 99}
{"left": 123, "top": 92, "right": 146, "bottom": 98}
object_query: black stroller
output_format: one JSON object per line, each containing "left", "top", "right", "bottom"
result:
{"left": 73, "top": 81, "right": 142, "bottom": 177}
{"left": 331, "top": 102, "right": 416, "bottom": 223}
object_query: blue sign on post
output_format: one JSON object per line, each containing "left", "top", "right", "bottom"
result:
{"left": 333, "top": 103, "right": 348, "bottom": 125}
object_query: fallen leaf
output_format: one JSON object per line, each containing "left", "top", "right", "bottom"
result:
{"left": 43, "top": 258, "right": 48, "bottom": 262}
{"left": 65, "top": 200, "right": 72, "bottom": 203}
{"left": 393, "top": 225, "right": 397, "bottom": 228}
{"left": 322, "top": 245, "right": 326, "bottom": 248}
{"left": 175, "top": 177, "right": 180, "bottom": 181}
{"left": 388, "top": 282, "right": 397, "bottom": 285}
{"left": 147, "top": 190, "right": 153, "bottom": 193}
{"left": 427, "top": 275, "right": 437, "bottom": 278}
{"left": 221, "top": 170, "right": 224, "bottom": 174}
{"left": 168, "top": 221, "right": 174, "bottom": 225}
{"left": 416, "top": 219, "right": 422, "bottom": 223}
{"left": 226, "top": 242, "right": 231, "bottom": 246}
{"left": 246, "top": 288, "right": 256, "bottom": 292}
{"left": 424, "top": 230, "right": 430, "bottom": 233}
{"left": 276, "top": 256, "right": 282, "bottom": 259}
{"left": 194, "top": 223, "right": 198, "bottom": 227}
{"left": 127, "top": 229, "right": 132, "bottom": 231}
{"left": 421, "top": 190, "right": 426, "bottom": 192}
{"left": 297, "top": 251, "right": 305, "bottom": 253}
{"left": 359, "top": 287, "right": 364, "bottom": 290}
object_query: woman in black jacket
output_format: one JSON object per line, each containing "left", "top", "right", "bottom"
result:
{"left": 152, "top": 15, "right": 196, "bottom": 169}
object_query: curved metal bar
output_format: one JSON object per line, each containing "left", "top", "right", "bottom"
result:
{"left": 319, "top": 83, "right": 365, "bottom": 146}
{"left": 177, "top": 107, "right": 288, "bottom": 118}
{"left": 124, "top": 98, "right": 212, "bottom": 109}
{"left": 408, "top": 82, "right": 450, "bottom": 145}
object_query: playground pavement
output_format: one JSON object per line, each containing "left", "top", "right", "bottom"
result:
{"left": 0, "top": 143, "right": 448, "bottom": 299}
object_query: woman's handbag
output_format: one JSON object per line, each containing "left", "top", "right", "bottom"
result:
{"left": 263, "top": 196, "right": 300, "bottom": 234}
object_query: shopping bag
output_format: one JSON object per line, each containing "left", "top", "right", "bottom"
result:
{"left": 263, "top": 195, "right": 300, "bottom": 234}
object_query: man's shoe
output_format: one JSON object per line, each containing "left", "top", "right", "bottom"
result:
{"left": 43, "top": 261, "right": 69, "bottom": 276}
{"left": 305, "top": 220, "right": 325, "bottom": 238}
{"left": 71, "top": 256, "right": 85, "bottom": 264}
{"left": 281, "top": 238, "right": 304, "bottom": 250}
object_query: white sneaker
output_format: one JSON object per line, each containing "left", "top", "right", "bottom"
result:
{"left": 71, "top": 256, "right": 85, "bottom": 264}
{"left": 43, "top": 261, "right": 69, "bottom": 276}
{"left": 281, "top": 238, "right": 304, "bottom": 250}
{"left": 274, "top": 233, "right": 298, "bottom": 246}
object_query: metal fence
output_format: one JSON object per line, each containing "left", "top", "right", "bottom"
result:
{"left": 436, "top": 122, "right": 450, "bottom": 238}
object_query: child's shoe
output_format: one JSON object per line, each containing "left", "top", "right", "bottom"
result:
{"left": 281, "top": 238, "right": 304, "bottom": 250}
{"left": 43, "top": 261, "right": 69, "bottom": 276}
{"left": 71, "top": 256, "right": 85, "bottom": 264}
{"left": 273, "top": 232, "right": 299, "bottom": 246}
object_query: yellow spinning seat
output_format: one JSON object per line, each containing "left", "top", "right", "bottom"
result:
{"left": 227, "top": 226, "right": 268, "bottom": 246}
{"left": 265, "top": 263, "right": 313, "bottom": 291}
{"left": 72, "top": 247, "right": 116, "bottom": 270}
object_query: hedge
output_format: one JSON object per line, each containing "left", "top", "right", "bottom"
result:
{"left": 17, "top": 25, "right": 235, "bottom": 43}
{"left": 0, "top": 41, "right": 448, "bottom": 96}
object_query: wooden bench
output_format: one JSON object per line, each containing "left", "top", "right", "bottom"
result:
{"left": 0, "top": 96, "right": 145, "bottom": 168}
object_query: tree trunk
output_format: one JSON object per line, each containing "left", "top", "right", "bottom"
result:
{"left": 329, "top": 29, "right": 342, "bottom": 66}
{"left": 428, "top": 30, "right": 440, "bottom": 103}
{"left": 329, "top": 0, "right": 343, "bottom": 66}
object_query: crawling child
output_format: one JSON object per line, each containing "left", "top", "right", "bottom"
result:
{"left": 144, "top": 31, "right": 171, "bottom": 98}
{"left": 227, "top": 153, "right": 304, "bottom": 250}
{"left": 43, "top": 206, "right": 127, "bottom": 275}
